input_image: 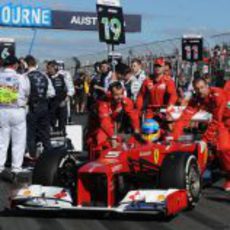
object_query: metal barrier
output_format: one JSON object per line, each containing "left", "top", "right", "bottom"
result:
{"left": 77, "top": 37, "right": 181, "bottom": 68}
{"left": 60, "top": 33, "right": 230, "bottom": 80}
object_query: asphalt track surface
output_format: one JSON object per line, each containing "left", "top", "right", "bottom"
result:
{"left": 0, "top": 114, "right": 229, "bottom": 230}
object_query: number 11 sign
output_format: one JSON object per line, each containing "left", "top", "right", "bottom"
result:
{"left": 182, "top": 35, "right": 203, "bottom": 62}
{"left": 96, "top": 2, "right": 125, "bottom": 44}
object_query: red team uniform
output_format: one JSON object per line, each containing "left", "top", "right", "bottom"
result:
{"left": 172, "top": 87, "right": 230, "bottom": 188}
{"left": 136, "top": 58, "right": 177, "bottom": 117}
{"left": 94, "top": 97, "right": 140, "bottom": 146}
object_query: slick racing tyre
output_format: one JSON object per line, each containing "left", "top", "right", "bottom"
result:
{"left": 160, "top": 153, "right": 201, "bottom": 209}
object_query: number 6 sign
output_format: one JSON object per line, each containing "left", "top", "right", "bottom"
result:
{"left": 0, "top": 38, "right": 15, "bottom": 61}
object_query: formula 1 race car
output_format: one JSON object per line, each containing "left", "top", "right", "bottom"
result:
{"left": 11, "top": 108, "right": 211, "bottom": 217}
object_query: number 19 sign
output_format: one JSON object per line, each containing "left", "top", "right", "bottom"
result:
{"left": 97, "top": 2, "right": 125, "bottom": 44}
{"left": 182, "top": 35, "right": 203, "bottom": 62}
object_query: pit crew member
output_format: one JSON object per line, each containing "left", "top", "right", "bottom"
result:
{"left": 136, "top": 58, "right": 178, "bottom": 118}
{"left": 88, "top": 81, "right": 140, "bottom": 148}
{"left": 171, "top": 77, "right": 230, "bottom": 191}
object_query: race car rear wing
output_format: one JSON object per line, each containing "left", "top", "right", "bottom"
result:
{"left": 160, "top": 106, "right": 212, "bottom": 121}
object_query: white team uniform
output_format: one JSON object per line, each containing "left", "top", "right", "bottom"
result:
{"left": 0, "top": 68, "right": 29, "bottom": 173}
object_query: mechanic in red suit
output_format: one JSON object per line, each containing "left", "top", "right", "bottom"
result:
{"left": 136, "top": 58, "right": 178, "bottom": 118}
{"left": 171, "top": 77, "right": 230, "bottom": 191}
{"left": 93, "top": 81, "right": 140, "bottom": 148}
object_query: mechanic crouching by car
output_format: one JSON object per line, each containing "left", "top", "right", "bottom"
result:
{"left": 136, "top": 57, "right": 178, "bottom": 119}
{"left": 87, "top": 81, "right": 140, "bottom": 153}
{"left": 47, "top": 61, "right": 74, "bottom": 134}
{"left": 0, "top": 56, "right": 29, "bottom": 174}
{"left": 24, "top": 55, "right": 55, "bottom": 159}
{"left": 171, "top": 77, "right": 230, "bottom": 191}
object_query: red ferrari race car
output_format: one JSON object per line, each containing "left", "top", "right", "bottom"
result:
{"left": 10, "top": 108, "right": 211, "bottom": 217}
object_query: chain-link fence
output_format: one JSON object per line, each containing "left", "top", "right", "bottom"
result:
{"left": 78, "top": 37, "right": 181, "bottom": 68}
{"left": 61, "top": 32, "right": 230, "bottom": 80}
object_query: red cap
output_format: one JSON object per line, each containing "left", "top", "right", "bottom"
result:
{"left": 154, "top": 57, "right": 165, "bottom": 66}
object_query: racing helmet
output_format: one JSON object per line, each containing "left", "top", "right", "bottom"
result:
{"left": 141, "top": 119, "right": 160, "bottom": 142}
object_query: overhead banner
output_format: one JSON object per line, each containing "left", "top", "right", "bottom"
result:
{"left": 0, "top": 4, "right": 141, "bottom": 32}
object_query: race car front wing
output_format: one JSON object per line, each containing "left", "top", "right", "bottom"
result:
{"left": 11, "top": 185, "right": 188, "bottom": 216}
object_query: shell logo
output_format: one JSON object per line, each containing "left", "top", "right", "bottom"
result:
{"left": 153, "top": 149, "right": 160, "bottom": 164}
{"left": 157, "top": 194, "right": 165, "bottom": 202}
{"left": 23, "top": 190, "right": 32, "bottom": 197}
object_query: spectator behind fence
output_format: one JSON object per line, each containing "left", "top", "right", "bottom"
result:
{"left": 164, "top": 61, "right": 173, "bottom": 79}
{"left": 123, "top": 66, "right": 141, "bottom": 101}
{"left": 131, "top": 58, "right": 146, "bottom": 84}
{"left": 74, "top": 72, "right": 90, "bottom": 114}
{"left": 88, "top": 62, "right": 102, "bottom": 108}
{"left": 92, "top": 60, "right": 112, "bottom": 99}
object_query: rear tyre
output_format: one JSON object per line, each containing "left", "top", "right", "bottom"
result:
{"left": 160, "top": 153, "right": 201, "bottom": 209}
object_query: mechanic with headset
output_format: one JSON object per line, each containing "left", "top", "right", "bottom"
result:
{"left": 136, "top": 57, "right": 178, "bottom": 118}
{"left": 171, "top": 77, "right": 230, "bottom": 191}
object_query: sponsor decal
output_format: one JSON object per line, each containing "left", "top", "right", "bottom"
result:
{"left": 111, "top": 164, "right": 122, "bottom": 173}
{"left": 202, "top": 145, "right": 208, "bottom": 165}
{"left": 0, "top": 4, "right": 51, "bottom": 27}
{"left": 105, "top": 151, "right": 121, "bottom": 158}
{"left": 99, "top": 158, "right": 118, "bottom": 164}
{"left": 54, "top": 190, "right": 67, "bottom": 199}
{"left": 153, "top": 149, "right": 160, "bottom": 164}
{"left": 88, "top": 162, "right": 102, "bottom": 173}
{"left": 128, "top": 191, "right": 145, "bottom": 201}
{"left": 70, "top": 16, "right": 97, "bottom": 26}
{"left": 139, "top": 151, "right": 152, "bottom": 157}
{"left": 0, "top": 4, "right": 141, "bottom": 32}
{"left": 198, "top": 141, "right": 208, "bottom": 165}
{"left": 22, "top": 189, "right": 32, "bottom": 197}
{"left": 157, "top": 194, "right": 165, "bottom": 202}
{"left": 97, "top": 0, "right": 121, "bottom": 7}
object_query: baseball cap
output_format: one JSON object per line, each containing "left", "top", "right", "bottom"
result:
{"left": 154, "top": 57, "right": 165, "bottom": 66}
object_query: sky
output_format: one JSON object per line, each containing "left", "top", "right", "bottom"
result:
{"left": 0, "top": 0, "right": 230, "bottom": 60}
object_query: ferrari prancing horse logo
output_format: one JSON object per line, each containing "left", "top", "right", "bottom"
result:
{"left": 153, "top": 149, "right": 160, "bottom": 164}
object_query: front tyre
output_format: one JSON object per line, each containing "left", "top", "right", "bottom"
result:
{"left": 160, "top": 153, "right": 201, "bottom": 209}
